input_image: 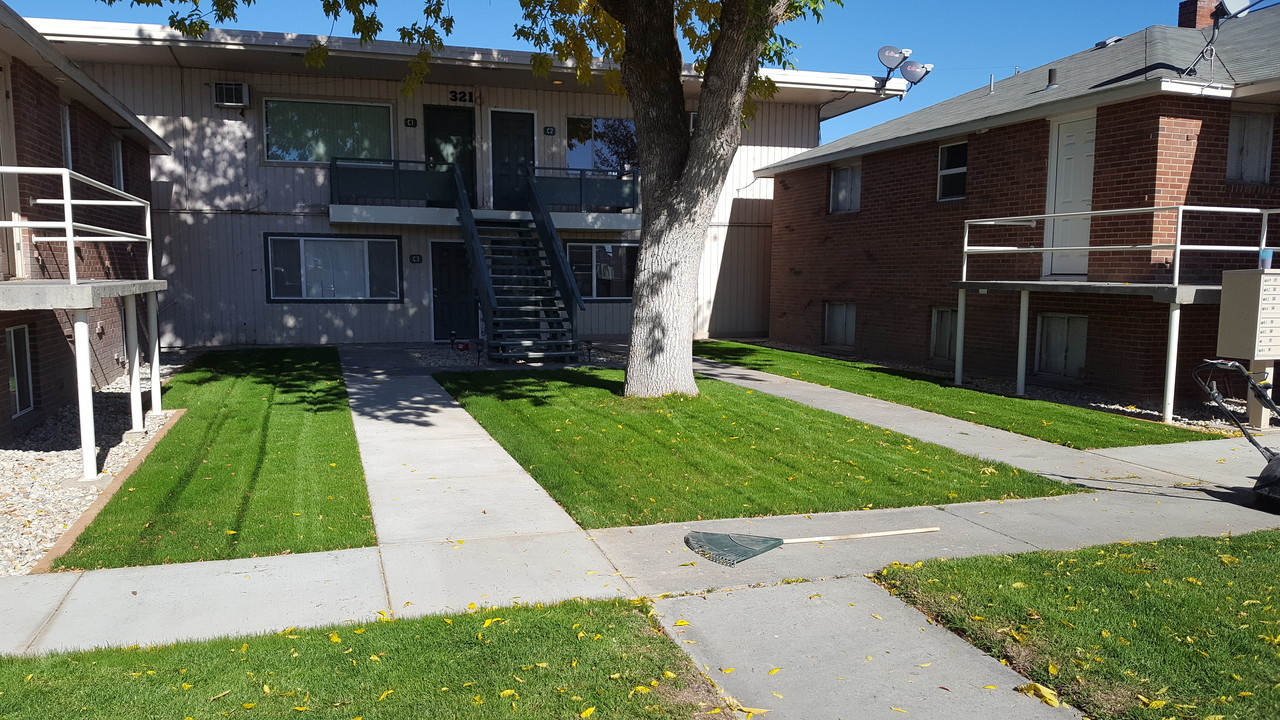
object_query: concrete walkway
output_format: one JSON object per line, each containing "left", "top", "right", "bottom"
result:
{"left": 3, "top": 347, "right": 1278, "bottom": 720}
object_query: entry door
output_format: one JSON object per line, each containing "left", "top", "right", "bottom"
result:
{"left": 0, "top": 55, "right": 11, "bottom": 277}
{"left": 490, "top": 110, "right": 535, "bottom": 210}
{"left": 430, "top": 243, "right": 478, "bottom": 341}
{"left": 423, "top": 104, "right": 476, "bottom": 207}
{"left": 1044, "top": 116, "right": 1096, "bottom": 277}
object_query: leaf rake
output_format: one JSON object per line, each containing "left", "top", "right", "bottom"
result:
{"left": 683, "top": 526, "right": 941, "bottom": 567}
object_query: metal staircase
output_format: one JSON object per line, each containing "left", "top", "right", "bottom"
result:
{"left": 452, "top": 165, "right": 585, "bottom": 362}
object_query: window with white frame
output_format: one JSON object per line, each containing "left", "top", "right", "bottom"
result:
{"left": 829, "top": 163, "right": 862, "bottom": 213}
{"left": 824, "top": 302, "right": 856, "bottom": 346}
{"left": 567, "top": 243, "right": 638, "bottom": 299}
{"left": 264, "top": 99, "right": 393, "bottom": 163}
{"left": 1036, "top": 314, "right": 1087, "bottom": 379}
{"left": 1227, "top": 112, "right": 1274, "bottom": 184}
{"left": 937, "top": 142, "right": 968, "bottom": 200}
{"left": 566, "top": 117, "right": 638, "bottom": 172}
{"left": 930, "top": 307, "right": 957, "bottom": 361}
{"left": 266, "top": 235, "right": 401, "bottom": 301}
{"left": 7, "top": 325, "right": 33, "bottom": 416}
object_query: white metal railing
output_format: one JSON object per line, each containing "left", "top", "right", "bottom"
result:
{"left": 962, "top": 204, "right": 1278, "bottom": 285}
{"left": 0, "top": 166, "right": 153, "bottom": 284}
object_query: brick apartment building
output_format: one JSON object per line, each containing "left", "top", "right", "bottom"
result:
{"left": 757, "top": 0, "right": 1280, "bottom": 416}
{"left": 0, "top": 2, "right": 168, "bottom": 476}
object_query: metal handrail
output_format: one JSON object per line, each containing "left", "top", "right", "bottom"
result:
{"left": 527, "top": 175, "right": 586, "bottom": 314}
{"left": 0, "top": 165, "right": 153, "bottom": 284}
{"left": 962, "top": 204, "right": 1280, "bottom": 285}
{"left": 451, "top": 163, "right": 498, "bottom": 339}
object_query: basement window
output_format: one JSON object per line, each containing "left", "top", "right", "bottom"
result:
{"left": 1036, "top": 314, "right": 1087, "bottom": 379}
{"left": 1227, "top": 112, "right": 1274, "bottom": 184}
{"left": 266, "top": 234, "right": 401, "bottom": 301}
{"left": 7, "top": 325, "right": 33, "bottom": 417}
{"left": 937, "top": 142, "right": 968, "bottom": 200}
{"left": 930, "top": 308, "right": 958, "bottom": 362}
{"left": 824, "top": 302, "right": 856, "bottom": 346}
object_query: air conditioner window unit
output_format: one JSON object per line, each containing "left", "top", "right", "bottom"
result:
{"left": 214, "top": 82, "right": 249, "bottom": 107}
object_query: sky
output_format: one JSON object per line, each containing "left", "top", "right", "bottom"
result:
{"left": 7, "top": 0, "right": 1183, "bottom": 143}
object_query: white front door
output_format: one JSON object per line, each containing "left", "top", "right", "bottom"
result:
{"left": 1044, "top": 116, "right": 1096, "bottom": 277}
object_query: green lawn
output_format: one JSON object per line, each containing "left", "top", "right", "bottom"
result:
{"left": 695, "top": 340, "right": 1220, "bottom": 449}
{"left": 877, "top": 530, "right": 1280, "bottom": 719}
{"left": 435, "top": 368, "right": 1080, "bottom": 528}
{"left": 53, "top": 348, "right": 376, "bottom": 571}
{"left": 0, "top": 599, "right": 720, "bottom": 719}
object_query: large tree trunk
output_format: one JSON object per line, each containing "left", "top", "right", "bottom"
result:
{"left": 606, "top": 0, "right": 789, "bottom": 398}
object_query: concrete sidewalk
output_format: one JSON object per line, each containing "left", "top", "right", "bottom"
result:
{"left": 2, "top": 347, "right": 1278, "bottom": 720}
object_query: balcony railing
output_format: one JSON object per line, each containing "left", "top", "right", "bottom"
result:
{"left": 329, "top": 159, "right": 639, "bottom": 213}
{"left": 962, "top": 204, "right": 1279, "bottom": 285}
{"left": 0, "top": 166, "right": 153, "bottom": 284}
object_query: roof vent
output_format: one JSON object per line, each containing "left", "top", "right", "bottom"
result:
{"left": 1094, "top": 36, "right": 1123, "bottom": 49}
{"left": 214, "top": 82, "right": 250, "bottom": 108}
{"left": 1043, "top": 68, "right": 1060, "bottom": 92}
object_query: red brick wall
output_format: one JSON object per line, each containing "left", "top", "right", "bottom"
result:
{"left": 1, "top": 60, "right": 152, "bottom": 440}
{"left": 767, "top": 94, "right": 1276, "bottom": 401}
{"left": 769, "top": 119, "right": 1049, "bottom": 366}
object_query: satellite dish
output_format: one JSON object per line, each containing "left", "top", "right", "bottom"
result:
{"left": 877, "top": 45, "right": 911, "bottom": 71}
{"left": 1219, "top": 0, "right": 1253, "bottom": 17}
{"left": 900, "top": 60, "right": 933, "bottom": 85}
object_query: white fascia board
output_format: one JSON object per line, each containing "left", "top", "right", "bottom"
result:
{"left": 1158, "top": 78, "right": 1236, "bottom": 98}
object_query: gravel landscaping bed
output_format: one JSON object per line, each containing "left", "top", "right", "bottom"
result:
{"left": 0, "top": 352, "right": 197, "bottom": 576}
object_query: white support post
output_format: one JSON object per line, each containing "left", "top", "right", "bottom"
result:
{"left": 125, "top": 294, "right": 143, "bottom": 432}
{"left": 62, "top": 170, "right": 77, "bottom": 285}
{"left": 1162, "top": 302, "right": 1182, "bottom": 424}
{"left": 954, "top": 289, "right": 967, "bottom": 386}
{"left": 1016, "top": 290, "right": 1030, "bottom": 396}
{"left": 147, "top": 290, "right": 162, "bottom": 414}
{"left": 1248, "top": 359, "right": 1272, "bottom": 430}
{"left": 74, "top": 309, "right": 97, "bottom": 480}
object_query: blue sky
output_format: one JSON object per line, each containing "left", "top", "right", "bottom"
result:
{"left": 8, "top": 0, "right": 1178, "bottom": 142}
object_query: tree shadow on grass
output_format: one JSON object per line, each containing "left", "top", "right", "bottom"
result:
{"left": 436, "top": 368, "right": 625, "bottom": 406}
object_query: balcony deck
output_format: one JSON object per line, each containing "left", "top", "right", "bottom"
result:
{"left": 0, "top": 278, "right": 167, "bottom": 311}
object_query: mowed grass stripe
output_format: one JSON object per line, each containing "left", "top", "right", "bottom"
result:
{"left": 694, "top": 340, "right": 1220, "bottom": 449}
{"left": 436, "top": 368, "right": 1080, "bottom": 529}
{"left": 53, "top": 348, "right": 375, "bottom": 571}
{"left": 0, "top": 599, "right": 718, "bottom": 719}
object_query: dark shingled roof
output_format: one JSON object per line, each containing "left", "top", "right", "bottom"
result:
{"left": 758, "top": 4, "right": 1280, "bottom": 177}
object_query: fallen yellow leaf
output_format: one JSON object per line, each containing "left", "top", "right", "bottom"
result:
{"left": 242, "top": 703, "right": 256, "bottom": 709}
{"left": 673, "top": 620, "right": 691, "bottom": 626}
{"left": 1014, "top": 683, "right": 1060, "bottom": 707}
{"left": 768, "top": 668, "right": 782, "bottom": 675}
{"left": 376, "top": 690, "right": 394, "bottom": 702}
{"left": 579, "top": 708, "right": 595, "bottom": 718}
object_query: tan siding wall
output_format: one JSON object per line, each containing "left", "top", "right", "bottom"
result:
{"left": 82, "top": 61, "right": 824, "bottom": 346}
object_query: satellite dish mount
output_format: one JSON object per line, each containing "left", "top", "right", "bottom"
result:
{"left": 1181, "top": 0, "right": 1266, "bottom": 79}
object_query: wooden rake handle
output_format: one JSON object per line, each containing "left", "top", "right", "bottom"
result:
{"left": 779, "top": 526, "right": 941, "bottom": 545}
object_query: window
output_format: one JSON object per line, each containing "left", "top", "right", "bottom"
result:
{"left": 567, "top": 117, "right": 638, "bottom": 172}
{"left": 60, "top": 105, "right": 72, "bottom": 170}
{"left": 824, "top": 302, "right": 856, "bottom": 346}
{"left": 112, "top": 138, "right": 125, "bottom": 190}
{"left": 1036, "top": 314, "right": 1087, "bottom": 379}
{"left": 7, "top": 325, "right": 33, "bottom": 416}
{"left": 568, "top": 243, "right": 638, "bottom": 299}
{"left": 266, "top": 235, "right": 400, "bottom": 301}
{"left": 829, "top": 163, "right": 861, "bottom": 213}
{"left": 937, "top": 142, "right": 968, "bottom": 200}
{"left": 264, "top": 99, "right": 392, "bottom": 163}
{"left": 930, "top": 308, "right": 958, "bottom": 361}
{"left": 1227, "top": 112, "right": 1274, "bottom": 184}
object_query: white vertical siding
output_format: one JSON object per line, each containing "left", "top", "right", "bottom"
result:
{"left": 79, "top": 60, "right": 824, "bottom": 346}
